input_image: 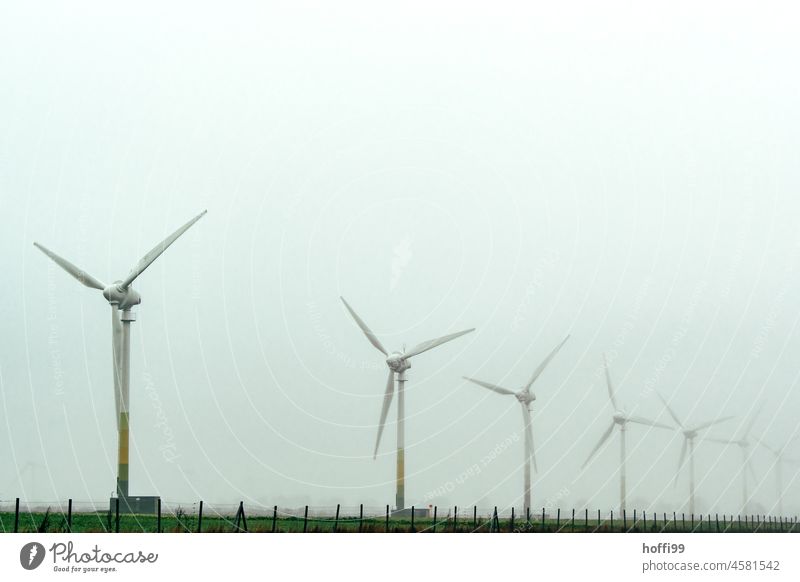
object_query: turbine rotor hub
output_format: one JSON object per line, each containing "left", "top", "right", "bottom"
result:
{"left": 386, "top": 353, "right": 410, "bottom": 373}
{"left": 103, "top": 282, "right": 142, "bottom": 310}
{"left": 613, "top": 412, "right": 626, "bottom": 424}
{"left": 516, "top": 391, "right": 535, "bottom": 405}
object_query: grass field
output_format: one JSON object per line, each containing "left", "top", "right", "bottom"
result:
{"left": 1, "top": 509, "right": 796, "bottom": 533}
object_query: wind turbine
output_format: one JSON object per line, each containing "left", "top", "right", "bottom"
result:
{"left": 462, "top": 335, "right": 570, "bottom": 515}
{"left": 755, "top": 436, "right": 799, "bottom": 518}
{"left": 34, "top": 210, "right": 207, "bottom": 503}
{"left": 582, "top": 356, "right": 673, "bottom": 513}
{"left": 657, "top": 392, "right": 733, "bottom": 516}
{"left": 340, "top": 297, "right": 474, "bottom": 512}
{"left": 704, "top": 402, "right": 765, "bottom": 515}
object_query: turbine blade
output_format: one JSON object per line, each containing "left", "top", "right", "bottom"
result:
{"left": 462, "top": 377, "right": 515, "bottom": 396}
{"left": 33, "top": 243, "right": 105, "bottom": 290}
{"left": 404, "top": 328, "right": 474, "bottom": 359}
{"left": 703, "top": 437, "right": 736, "bottom": 445}
{"left": 692, "top": 416, "right": 734, "bottom": 432}
{"left": 743, "top": 401, "right": 765, "bottom": 438}
{"left": 523, "top": 335, "right": 570, "bottom": 391}
{"left": 625, "top": 415, "right": 674, "bottom": 430}
{"left": 340, "top": 297, "right": 388, "bottom": 356}
{"left": 655, "top": 392, "right": 684, "bottom": 428}
{"left": 582, "top": 420, "right": 616, "bottom": 469}
{"left": 753, "top": 435, "right": 778, "bottom": 456}
{"left": 373, "top": 370, "right": 395, "bottom": 458}
{"left": 674, "top": 438, "right": 688, "bottom": 488}
{"left": 603, "top": 354, "right": 619, "bottom": 410}
{"left": 521, "top": 405, "right": 537, "bottom": 473}
{"left": 120, "top": 210, "right": 207, "bottom": 289}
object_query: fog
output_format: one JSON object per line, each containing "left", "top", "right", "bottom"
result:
{"left": 1, "top": 1, "right": 799, "bottom": 517}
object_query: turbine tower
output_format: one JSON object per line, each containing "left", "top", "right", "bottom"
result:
{"left": 657, "top": 392, "right": 733, "bottom": 516}
{"left": 755, "top": 437, "right": 799, "bottom": 518}
{"left": 704, "top": 402, "right": 765, "bottom": 515}
{"left": 582, "top": 355, "right": 673, "bottom": 513}
{"left": 340, "top": 297, "right": 474, "bottom": 512}
{"left": 34, "top": 210, "right": 207, "bottom": 503}
{"left": 462, "top": 335, "right": 569, "bottom": 515}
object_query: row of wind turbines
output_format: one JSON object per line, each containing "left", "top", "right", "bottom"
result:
{"left": 341, "top": 299, "right": 797, "bottom": 518}
{"left": 33, "top": 210, "right": 797, "bottom": 517}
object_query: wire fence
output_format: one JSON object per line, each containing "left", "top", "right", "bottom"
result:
{"left": 0, "top": 498, "right": 797, "bottom": 533}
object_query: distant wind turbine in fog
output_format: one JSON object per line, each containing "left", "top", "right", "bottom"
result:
{"left": 340, "top": 297, "right": 474, "bottom": 513}
{"left": 34, "top": 211, "right": 207, "bottom": 503}
{"left": 755, "top": 436, "right": 799, "bottom": 517}
{"left": 657, "top": 392, "right": 733, "bottom": 516}
{"left": 463, "top": 335, "right": 570, "bottom": 515}
{"left": 582, "top": 356, "right": 673, "bottom": 513}
{"left": 704, "top": 402, "right": 766, "bottom": 515}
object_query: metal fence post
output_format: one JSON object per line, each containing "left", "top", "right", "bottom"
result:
{"left": 197, "top": 500, "right": 203, "bottom": 533}
{"left": 67, "top": 499, "right": 73, "bottom": 533}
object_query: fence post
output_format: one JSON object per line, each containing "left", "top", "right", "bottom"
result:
{"left": 156, "top": 498, "right": 161, "bottom": 533}
{"left": 385, "top": 505, "right": 390, "bottom": 532}
{"left": 14, "top": 498, "right": 20, "bottom": 533}
{"left": 623, "top": 509, "right": 628, "bottom": 532}
{"left": 556, "top": 508, "right": 560, "bottom": 531}
{"left": 473, "top": 506, "right": 477, "bottom": 530}
{"left": 197, "top": 501, "right": 203, "bottom": 533}
{"left": 433, "top": 506, "right": 438, "bottom": 533}
{"left": 303, "top": 506, "right": 309, "bottom": 533}
{"left": 643, "top": 511, "right": 647, "bottom": 532}
{"left": 67, "top": 499, "right": 73, "bottom": 533}
{"left": 541, "top": 507, "right": 545, "bottom": 530}
{"left": 596, "top": 509, "right": 600, "bottom": 533}
{"left": 571, "top": 508, "right": 575, "bottom": 532}
{"left": 453, "top": 506, "right": 458, "bottom": 532}
{"left": 411, "top": 506, "right": 415, "bottom": 532}
{"left": 492, "top": 507, "right": 499, "bottom": 533}
{"left": 115, "top": 497, "right": 120, "bottom": 533}
{"left": 334, "top": 504, "right": 340, "bottom": 533}
{"left": 584, "top": 508, "right": 588, "bottom": 532}
{"left": 509, "top": 507, "right": 514, "bottom": 532}
{"left": 610, "top": 510, "right": 614, "bottom": 532}
{"left": 359, "top": 504, "right": 363, "bottom": 532}
{"left": 272, "top": 505, "right": 277, "bottom": 533}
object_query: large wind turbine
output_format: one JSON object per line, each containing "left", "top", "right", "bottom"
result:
{"left": 340, "top": 297, "right": 474, "bottom": 512}
{"left": 756, "top": 437, "right": 799, "bottom": 517}
{"left": 704, "top": 402, "right": 765, "bottom": 515}
{"left": 582, "top": 356, "right": 673, "bottom": 512}
{"left": 657, "top": 393, "right": 733, "bottom": 516}
{"left": 462, "top": 335, "right": 569, "bottom": 515}
{"left": 34, "top": 211, "right": 207, "bottom": 502}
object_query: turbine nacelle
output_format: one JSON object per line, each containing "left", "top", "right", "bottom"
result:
{"left": 386, "top": 353, "right": 411, "bottom": 373}
{"left": 613, "top": 411, "right": 627, "bottom": 425}
{"left": 515, "top": 390, "right": 535, "bottom": 406}
{"left": 102, "top": 282, "right": 141, "bottom": 310}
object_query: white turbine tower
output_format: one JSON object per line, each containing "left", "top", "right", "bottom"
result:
{"left": 755, "top": 437, "right": 799, "bottom": 518}
{"left": 462, "top": 335, "right": 570, "bottom": 515}
{"left": 657, "top": 392, "right": 733, "bottom": 516}
{"left": 704, "top": 402, "right": 765, "bottom": 515}
{"left": 582, "top": 356, "right": 673, "bottom": 513}
{"left": 340, "top": 297, "right": 474, "bottom": 513}
{"left": 34, "top": 210, "right": 207, "bottom": 505}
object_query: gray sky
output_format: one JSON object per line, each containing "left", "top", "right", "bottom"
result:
{"left": 1, "top": 1, "right": 799, "bottom": 516}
